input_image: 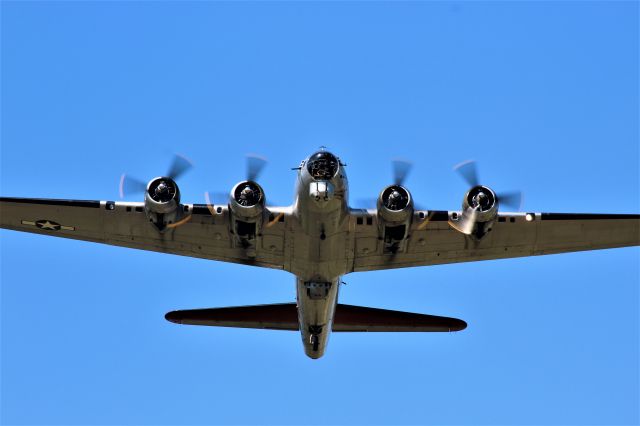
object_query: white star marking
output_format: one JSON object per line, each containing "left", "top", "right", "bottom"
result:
{"left": 39, "top": 221, "right": 58, "bottom": 230}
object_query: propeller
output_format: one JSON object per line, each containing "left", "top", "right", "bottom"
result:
{"left": 118, "top": 175, "right": 146, "bottom": 199}
{"left": 495, "top": 190, "right": 523, "bottom": 211}
{"left": 354, "top": 159, "right": 415, "bottom": 210}
{"left": 247, "top": 154, "right": 268, "bottom": 182}
{"left": 166, "top": 154, "right": 194, "bottom": 181}
{"left": 453, "top": 160, "right": 523, "bottom": 210}
{"left": 119, "top": 154, "right": 193, "bottom": 199}
{"left": 453, "top": 159, "right": 479, "bottom": 188}
{"left": 392, "top": 159, "right": 412, "bottom": 186}
{"left": 205, "top": 154, "right": 268, "bottom": 213}
{"left": 457, "top": 205, "right": 478, "bottom": 235}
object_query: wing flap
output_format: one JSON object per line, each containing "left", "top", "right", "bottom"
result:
{"left": 165, "top": 303, "right": 466, "bottom": 332}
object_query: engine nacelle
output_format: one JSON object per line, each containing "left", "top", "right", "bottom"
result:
{"left": 228, "top": 181, "right": 266, "bottom": 252}
{"left": 459, "top": 185, "right": 498, "bottom": 239}
{"left": 229, "top": 181, "right": 266, "bottom": 220}
{"left": 144, "top": 177, "right": 182, "bottom": 231}
{"left": 377, "top": 185, "right": 414, "bottom": 253}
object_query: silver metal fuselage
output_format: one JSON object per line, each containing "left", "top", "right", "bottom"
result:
{"left": 290, "top": 158, "right": 349, "bottom": 358}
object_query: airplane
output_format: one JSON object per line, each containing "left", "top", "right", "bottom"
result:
{"left": 1, "top": 149, "right": 639, "bottom": 359}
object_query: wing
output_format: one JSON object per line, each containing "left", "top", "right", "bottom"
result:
{"left": 0, "top": 197, "right": 288, "bottom": 270}
{"left": 351, "top": 210, "right": 640, "bottom": 272}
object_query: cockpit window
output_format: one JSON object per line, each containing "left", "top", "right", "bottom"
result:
{"left": 306, "top": 151, "right": 339, "bottom": 180}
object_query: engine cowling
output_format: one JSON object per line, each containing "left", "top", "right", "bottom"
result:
{"left": 377, "top": 185, "right": 413, "bottom": 223}
{"left": 229, "top": 181, "right": 265, "bottom": 220}
{"left": 228, "top": 181, "right": 266, "bottom": 254}
{"left": 458, "top": 185, "right": 498, "bottom": 238}
{"left": 377, "top": 185, "right": 414, "bottom": 253}
{"left": 144, "top": 176, "right": 181, "bottom": 231}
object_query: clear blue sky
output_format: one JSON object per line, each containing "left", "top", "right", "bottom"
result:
{"left": 1, "top": 2, "right": 638, "bottom": 425}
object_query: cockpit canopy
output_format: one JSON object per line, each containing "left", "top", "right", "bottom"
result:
{"left": 306, "top": 151, "right": 339, "bottom": 180}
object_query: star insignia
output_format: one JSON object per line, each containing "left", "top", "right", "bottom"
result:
{"left": 21, "top": 220, "right": 75, "bottom": 231}
{"left": 36, "top": 220, "right": 61, "bottom": 230}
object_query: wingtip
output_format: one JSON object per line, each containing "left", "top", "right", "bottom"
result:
{"left": 450, "top": 319, "right": 468, "bottom": 332}
{"left": 164, "top": 311, "right": 182, "bottom": 324}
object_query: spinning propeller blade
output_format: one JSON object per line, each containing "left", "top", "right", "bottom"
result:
{"left": 204, "top": 154, "right": 269, "bottom": 213}
{"left": 392, "top": 159, "right": 412, "bottom": 186}
{"left": 497, "top": 190, "right": 523, "bottom": 211}
{"left": 460, "top": 207, "right": 478, "bottom": 235}
{"left": 167, "top": 154, "right": 193, "bottom": 180}
{"left": 247, "top": 154, "right": 268, "bottom": 182}
{"left": 119, "top": 153, "right": 193, "bottom": 199}
{"left": 453, "top": 160, "right": 524, "bottom": 211}
{"left": 119, "top": 174, "right": 147, "bottom": 199}
{"left": 453, "top": 159, "right": 479, "bottom": 187}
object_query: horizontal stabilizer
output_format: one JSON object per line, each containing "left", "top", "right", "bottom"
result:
{"left": 333, "top": 304, "right": 466, "bottom": 332}
{"left": 166, "top": 303, "right": 298, "bottom": 331}
{"left": 165, "top": 303, "right": 466, "bottom": 332}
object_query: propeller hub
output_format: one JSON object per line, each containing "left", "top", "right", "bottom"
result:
{"left": 387, "top": 190, "right": 403, "bottom": 209}
{"left": 381, "top": 185, "right": 411, "bottom": 211}
{"left": 156, "top": 181, "right": 169, "bottom": 194}
{"left": 148, "top": 177, "right": 178, "bottom": 203}
{"left": 472, "top": 191, "right": 492, "bottom": 210}
{"left": 234, "top": 181, "right": 263, "bottom": 207}
{"left": 466, "top": 185, "right": 496, "bottom": 213}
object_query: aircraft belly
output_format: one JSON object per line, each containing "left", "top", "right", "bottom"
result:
{"left": 288, "top": 214, "right": 350, "bottom": 279}
{"left": 296, "top": 277, "right": 340, "bottom": 359}
{"left": 289, "top": 198, "right": 348, "bottom": 358}
{"left": 290, "top": 229, "right": 345, "bottom": 358}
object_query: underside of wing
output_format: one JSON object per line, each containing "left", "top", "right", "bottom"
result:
{"left": 0, "top": 197, "right": 287, "bottom": 270}
{"left": 352, "top": 210, "right": 640, "bottom": 272}
{"left": 165, "top": 303, "right": 466, "bottom": 332}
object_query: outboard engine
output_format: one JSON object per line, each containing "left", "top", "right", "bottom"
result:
{"left": 455, "top": 185, "right": 498, "bottom": 239}
{"left": 451, "top": 159, "right": 523, "bottom": 239}
{"left": 144, "top": 177, "right": 182, "bottom": 231}
{"left": 229, "top": 180, "right": 266, "bottom": 253}
{"left": 377, "top": 185, "right": 414, "bottom": 253}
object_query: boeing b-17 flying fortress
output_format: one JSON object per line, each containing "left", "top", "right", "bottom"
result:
{"left": 1, "top": 150, "right": 638, "bottom": 358}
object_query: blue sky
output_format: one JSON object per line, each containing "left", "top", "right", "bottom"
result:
{"left": 1, "top": 2, "right": 638, "bottom": 425}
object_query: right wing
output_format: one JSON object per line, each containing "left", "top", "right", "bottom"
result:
{"left": 351, "top": 210, "right": 640, "bottom": 272}
{"left": 0, "top": 197, "right": 288, "bottom": 270}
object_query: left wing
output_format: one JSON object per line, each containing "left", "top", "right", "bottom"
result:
{"left": 0, "top": 197, "right": 288, "bottom": 270}
{"left": 351, "top": 211, "right": 640, "bottom": 272}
